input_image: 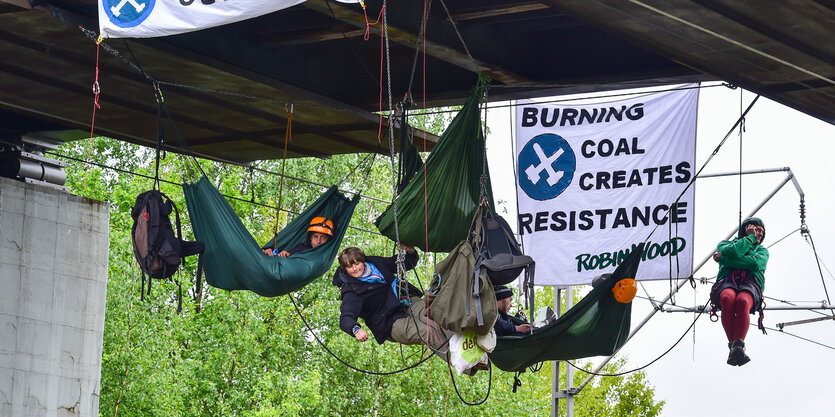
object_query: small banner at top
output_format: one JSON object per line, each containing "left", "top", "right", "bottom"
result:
{"left": 98, "top": 0, "right": 307, "bottom": 39}
{"left": 515, "top": 86, "right": 698, "bottom": 286}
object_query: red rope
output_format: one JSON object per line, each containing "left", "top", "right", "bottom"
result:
{"left": 362, "top": 3, "right": 385, "bottom": 41}
{"left": 422, "top": 0, "right": 429, "bottom": 254}
{"left": 418, "top": 1, "right": 439, "bottom": 413}
{"left": 84, "top": 40, "right": 102, "bottom": 190}
{"left": 359, "top": 3, "right": 387, "bottom": 143}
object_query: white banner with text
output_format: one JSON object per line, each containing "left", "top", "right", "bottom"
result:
{"left": 99, "top": 0, "right": 307, "bottom": 39}
{"left": 515, "top": 87, "right": 698, "bottom": 286}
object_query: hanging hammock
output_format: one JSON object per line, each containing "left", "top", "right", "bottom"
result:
{"left": 183, "top": 176, "right": 360, "bottom": 297}
{"left": 375, "top": 78, "right": 494, "bottom": 253}
{"left": 397, "top": 124, "right": 423, "bottom": 194}
{"left": 487, "top": 243, "right": 645, "bottom": 373}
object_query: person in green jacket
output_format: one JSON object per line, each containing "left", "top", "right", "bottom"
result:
{"left": 711, "top": 217, "right": 768, "bottom": 366}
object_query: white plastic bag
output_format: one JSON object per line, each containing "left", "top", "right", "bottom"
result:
{"left": 449, "top": 329, "right": 488, "bottom": 374}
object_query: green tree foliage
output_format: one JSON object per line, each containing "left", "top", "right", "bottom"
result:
{"left": 58, "top": 119, "right": 662, "bottom": 416}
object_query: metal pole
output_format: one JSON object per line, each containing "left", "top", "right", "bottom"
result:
{"left": 659, "top": 304, "right": 835, "bottom": 313}
{"left": 552, "top": 288, "right": 561, "bottom": 417}
{"left": 698, "top": 167, "right": 789, "bottom": 179}
{"left": 576, "top": 172, "right": 794, "bottom": 392}
{"left": 777, "top": 315, "right": 835, "bottom": 329}
{"left": 565, "top": 286, "right": 575, "bottom": 417}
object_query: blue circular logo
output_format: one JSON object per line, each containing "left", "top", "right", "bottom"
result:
{"left": 518, "top": 133, "right": 576, "bottom": 200}
{"left": 103, "top": 0, "right": 155, "bottom": 28}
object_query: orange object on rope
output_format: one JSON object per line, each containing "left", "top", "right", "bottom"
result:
{"left": 273, "top": 104, "right": 294, "bottom": 250}
{"left": 83, "top": 40, "right": 103, "bottom": 190}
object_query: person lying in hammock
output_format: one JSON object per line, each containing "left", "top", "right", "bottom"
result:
{"left": 493, "top": 285, "right": 532, "bottom": 337}
{"left": 262, "top": 217, "right": 334, "bottom": 258}
{"left": 711, "top": 217, "right": 769, "bottom": 367}
{"left": 333, "top": 245, "right": 450, "bottom": 358}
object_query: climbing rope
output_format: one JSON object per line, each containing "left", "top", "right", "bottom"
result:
{"left": 445, "top": 360, "right": 492, "bottom": 406}
{"left": 83, "top": 38, "right": 102, "bottom": 191}
{"left": 273, "top": 104, "right": 294, "bottom": 250}
{"left": 566, "top": 297, "right": 711, "bottom": 378}
{"left": 642, "top": 94, "right": 761, "bottom": 251}
{"left": 437, "top": 0, "right": 480, "bottom": 74}
{"left": 284, "top": 287, "right": 432, "bottom": 376}
{"left": 405, "top": 0, "right": 433, "bottom": 101}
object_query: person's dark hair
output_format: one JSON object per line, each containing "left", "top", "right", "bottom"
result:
{"left": 338, "top": 247, "right": 365, "bottom": 269}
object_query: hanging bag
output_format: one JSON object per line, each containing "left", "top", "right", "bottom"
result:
{"left": 131, "top": 189, "right": 204, "bottom": 311}
{"left": 427, "top": 206, "right": 497, "bottom": 335}
{"left": 479, "top": 212, "right": 535, "bottom": 286}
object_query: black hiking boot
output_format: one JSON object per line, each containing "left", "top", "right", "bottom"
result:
{"left": 726, "top": 342, "right": 738, "bottom": 366}
{"left": 730, "top": 339, "right": 751, "bottom": 366}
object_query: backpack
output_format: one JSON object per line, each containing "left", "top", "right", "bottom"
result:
{"left": 426, "top": 206, "right": 499, "bottom": 335}
{"left": 427, "top": 238, "right": 498, "bottom": 335}
{"left": 476, "top": 210, "right": 536, "bottom": 313}
{"left": 479, "top": 212, "right": 535, "bottom": 286}
{"left": 130, "top": 189, "right": 204, "bottom": 312}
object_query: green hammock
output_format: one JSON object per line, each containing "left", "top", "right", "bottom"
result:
{"left": 183, "top": 176, "right": 360, "bottom": 297}
{"left": 375, "top": 79, "right": 494, "bottom": 253}
{"left": 488, "top": 243, "right": 645, "bottom": 373}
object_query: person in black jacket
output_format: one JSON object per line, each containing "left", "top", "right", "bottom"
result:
{"left": 493, "top": 285, "right": 531, "bottom": 337}
{"left": 333, "top": 245, "right": 450, "bottom": 357}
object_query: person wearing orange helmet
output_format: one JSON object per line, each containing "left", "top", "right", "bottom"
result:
{"left": 262, "top": 216, "right": 334, "bottom": 258}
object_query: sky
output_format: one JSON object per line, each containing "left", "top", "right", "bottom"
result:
{"left": 483, "top": 83, "right": 835, "bottom": 417}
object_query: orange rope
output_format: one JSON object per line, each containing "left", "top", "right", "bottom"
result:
{"left": 273, "top": 107, "right": 293, "bottom": 251}
{"left": 83, "top": 40, "right": 102, "bottom": 190}
{"left": 417, "top": 2, "right": 437, "bottom": 414}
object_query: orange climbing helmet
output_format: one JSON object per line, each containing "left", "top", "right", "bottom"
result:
{"left": 308, "top": 216, "right": 335, "bottom": 236}
{"left": 612, "top": 278, "right": 638, "bottom": 304}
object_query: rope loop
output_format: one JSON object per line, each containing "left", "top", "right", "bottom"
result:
{"left": 363, "top": 4, "right": 385, "bottom": 41}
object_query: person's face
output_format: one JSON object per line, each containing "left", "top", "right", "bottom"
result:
{"left": 345, "top": 261, "right": 365, "bottom": 278}
{"left": 310, "top": 232, "right": 330, "bottom": 248}
{"left": 497, "top": 297, "right": 512, "bottom": 314}
{"left": 746, "top": 224, "right": 764, "bottom": 244}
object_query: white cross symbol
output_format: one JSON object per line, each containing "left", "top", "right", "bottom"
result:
{"left": 524, "top": 143, "right": 564, "bottom": 186}
{"left": 111, "top": 0, "right": 146, "bottom": 17}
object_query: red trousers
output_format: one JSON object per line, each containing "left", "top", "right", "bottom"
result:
{"left": 719, "top": 288, "right": 754, "bottom": 341}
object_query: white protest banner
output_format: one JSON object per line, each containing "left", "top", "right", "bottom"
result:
{"left": 515, "top": 87, "right": 698, "bottom": 286}
{"left": 99, "top": 0, "right": 306, "bottom": 39}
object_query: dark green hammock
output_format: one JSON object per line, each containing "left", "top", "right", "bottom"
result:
{"left": 488, "top": 243, "right": 645, "bottom": 373}
{"left": 183, "top": 176, "right": 360, "bottom": 297}
{"left": 375, "top": 79, "right": 494, "bottom": 253}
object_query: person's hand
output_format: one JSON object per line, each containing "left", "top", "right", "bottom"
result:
{"left": 713, "top": 252, "right": 721, "bottom": 262}
{"left": 355, "top": 329, "right": 369, "bottom": 342}
{"left": 262, "top": 248, "right": 275, "bottom": 256}
{"left": 276, "top": 250, "right": 291, "bottom": 258}
{"left": 516, "top": 324, "right": 532, "bottom": 333}
{"left": 746, "top": 224, "right": 764, "bottom": 244}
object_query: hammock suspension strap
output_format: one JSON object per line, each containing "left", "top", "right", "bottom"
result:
{"left": 274, "top": 104, "right": 294, "bottom": 250}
